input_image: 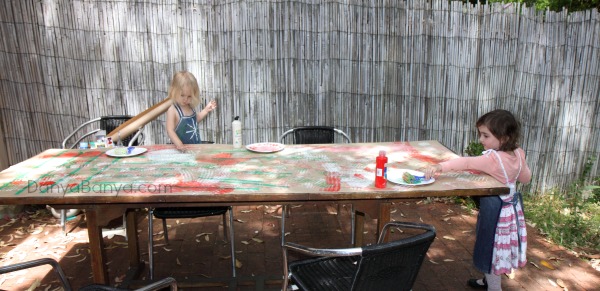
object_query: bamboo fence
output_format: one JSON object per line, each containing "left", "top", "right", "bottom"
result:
{"left": 0, "top": 0, "right": 598, "bottom": 193}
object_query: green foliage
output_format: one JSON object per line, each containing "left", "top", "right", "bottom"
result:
{"left": 465, "top": 141, "right": 484, "bottom": 157}
{"left": 460, "top": 0, "right": 600, "bottom": 12}
{"left": 524, "top": 156, "right": 600, "bottom": 252}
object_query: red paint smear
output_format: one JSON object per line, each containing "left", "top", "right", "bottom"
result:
{"left": 403, "top": 143, "right": 445, "bottom": 164}
{"left": 196, "top": 154, "right": 250, "bottom": 166}
{"left": 39, "top": 181, "right": 55, "bottom": 186}
{"left": 58, "top": 152, "right": 80, "bottom": 158}
{"left": 214, "top": 153, "right": 232, "bottom": 159}
{"left": 11, "top": 180, "right": 26, "bottom": 185}
{"left": 354, "top": 173, "right": 366, "bottom": 179}
{"left": 171, "top": 181, "right": 234, "bottom": 195}
{"left": 67, "top": 183, "right": 79, "bottom": 188}
{"left": 321, "top": 172, "right": 341, "bottom": 192}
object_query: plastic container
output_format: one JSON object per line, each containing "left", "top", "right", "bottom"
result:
{"left": 375, "top": 150, "right": 388, "bottom": 188}
{"left": 232, "top": 116, "right": 242, "bottom": 148}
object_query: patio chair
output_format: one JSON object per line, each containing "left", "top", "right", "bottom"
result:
{"left": 148, "top": 206, "right": 236, "bottom": 279}
{"left": 279, "top": 126, "right": 351, "bottom": 144}
{"left": 0, "top": 257, "right": 178, "bottom": 291}
{"left": 278, "top": 126, "right": 355, "bottom": 245}
{"left": 282, "top": 221, "right": 436, "bottom": 291}
{"left": 51, "top": 115, "right": 145, "bottom": 234}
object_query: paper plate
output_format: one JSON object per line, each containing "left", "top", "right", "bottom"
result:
{"left": 387, "top": 169, "right": 435, "bottom": 186}
{"left": 245, "top": 142, "right": 285, "bottom": 153}
{"left": 106, "top": 147, "right": 147, "bottom": 158}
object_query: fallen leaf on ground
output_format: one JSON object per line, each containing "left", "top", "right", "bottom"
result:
{"left": 556, "top": 278, "right": 566, "bottom": 288}
{"left": 429, "top": 260, "right": 439, "bottom": 264}
{"left": 443, "top": 259, "right": 454, "bottom": 262}
{"left": 26, "top": 279, "right": 41, "bottom": 291}
{"left": 540, "top": 260, "right": 555, "bottom": 270}
{"left": 240, "top": 210, "right": 253, "bottom": 213}
{"left": 251, "top": 238, "right": 263, "bottom": 243}
{"left": 234, "top": 219, "right": 245, "bottom": 223}
{"left": 530, "top": 261, "right": 541, "bottom": 269}
{"left": 241, "top": 240, "right": 249, "bottom": 245}
{"left": 163, "top": 247, "right": 172, "bottom": 252}
{"left": 548, "top": 278, "right": 558, "bottom": 287}
{"left": 443, "top": 235, "right": 456, "bottom": 240}
{"left": 114, "top": 274, "right": 125, "bottom": 283}
{"left": 235, "top": 259, "right": 242, "bottom": 268}
{"left": 177, "top": 258, "right": 181, "bottom": 266}
{"left": 325, "top": 206, "right": 338, "bottom": 215}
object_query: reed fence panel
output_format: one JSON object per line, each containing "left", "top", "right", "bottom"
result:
{"left": 0, "top": 0, "right": 599, "bottom": 193}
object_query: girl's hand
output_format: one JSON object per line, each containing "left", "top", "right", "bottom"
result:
{"left": 174, "top": 142, "right": 186, "bottom": 152}
{"left": 423, "top": 164, "right": 442, "bottom": 180}
{"left": 203, "top": 99, "right": 217, "bottom": 112}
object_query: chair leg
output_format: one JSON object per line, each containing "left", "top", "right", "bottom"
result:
{"left": 228, "top": 206, "right": 236, "bottom": 278}
{"left": 122, "top": 214, "right": 128, "bottom": 241}
{"left": 222, "top": 213, "right": 228, "bottom": 242}
{"left": 280, "top": 205, "right": 287, "bottom": 246}
{"left": 350, "top": 204, "right": 356, "bottom": 246}
{"left": 162, "top": 218, "right": 169, "bottom": 244}
{"left": 60, "top": 209, "right": 67, "bottom": 235}
{"left": 148, "top": 209, "right": 155, "bottom": 280}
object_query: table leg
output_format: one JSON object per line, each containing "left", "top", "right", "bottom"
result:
{"left": 85, "top": 209, "right": 109, "bottom": 284}
{"left": 126, "top": 210, "right": 140, "bottom": 267}
{"left": 377, "top": 202, "right": 391, "bottom": 242}
{"left": 354, "top": 210, "right": 365, "bottom": 247}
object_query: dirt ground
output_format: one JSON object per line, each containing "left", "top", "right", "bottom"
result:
{"left": 0, "top": 199, "right": 599, "bottom": 290}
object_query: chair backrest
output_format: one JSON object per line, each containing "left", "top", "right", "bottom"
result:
{"left": 351, "top": 222, "right": 436, "bottom": 291}
{"left": 279, "top": 126, "right": 351, "bottom": 144}
{"left": 62, "top": 115, "right": 143, "bottom": 149}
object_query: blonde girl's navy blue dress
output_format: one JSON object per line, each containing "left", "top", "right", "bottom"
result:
{"left": 173, "top": 103, "right": 201, "bottom": 144}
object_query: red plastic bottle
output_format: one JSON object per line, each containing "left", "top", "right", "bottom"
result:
{"left": 375, "top": 150, "right": 388, "bottom": 188}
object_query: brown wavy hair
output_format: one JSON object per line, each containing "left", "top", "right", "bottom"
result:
{"left": 476, "top": 109, "right": 521, "bottom": 151}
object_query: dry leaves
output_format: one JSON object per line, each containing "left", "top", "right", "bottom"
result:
{"left": 442, "top": 235, "right": 456, "bottom": 241}
{"left": 540, "top": 260, "right": 555, "bottom": 270}
{"left": 325, "top": 205, "right": 338, "bottom": 215}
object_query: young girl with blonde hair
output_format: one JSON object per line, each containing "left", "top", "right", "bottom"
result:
{"left": 166, "top": 71, "right": 217, "bottom": 151}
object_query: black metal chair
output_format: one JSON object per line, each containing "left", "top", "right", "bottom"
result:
{"left": 282, "top": 221, "right": 436, "bottom": 291}
{"left": 278, "top": 126, "right": 354, "bottom": 245}
{"left": 0, "top": 257, "right": 178, "bottom": 291}
{"left": 279, "top": 126, "right": 351, "bottom": 144}
{"left": 61, "top": 115, "right": 144, "bottom": 149}
{"left": 51, "top": 116, "right": 145, "bottom": 234}
{"left": 146, "top": 140, "right": 236, "bottom": 279}
{"left": 147, "top": 206, "right": 236, "bottom": 279}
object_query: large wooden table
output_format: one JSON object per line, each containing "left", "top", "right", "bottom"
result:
{"left": 0, "top": 141, "right": 507, "bottom": 284}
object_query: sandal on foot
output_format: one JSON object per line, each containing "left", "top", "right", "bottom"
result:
{"left": 467, "top": 278, "right": 487, "bottom": 289}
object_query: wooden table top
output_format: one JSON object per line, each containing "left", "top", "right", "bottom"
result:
{"left": 0, "top": 141, "right": 507, "bottom": 205}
